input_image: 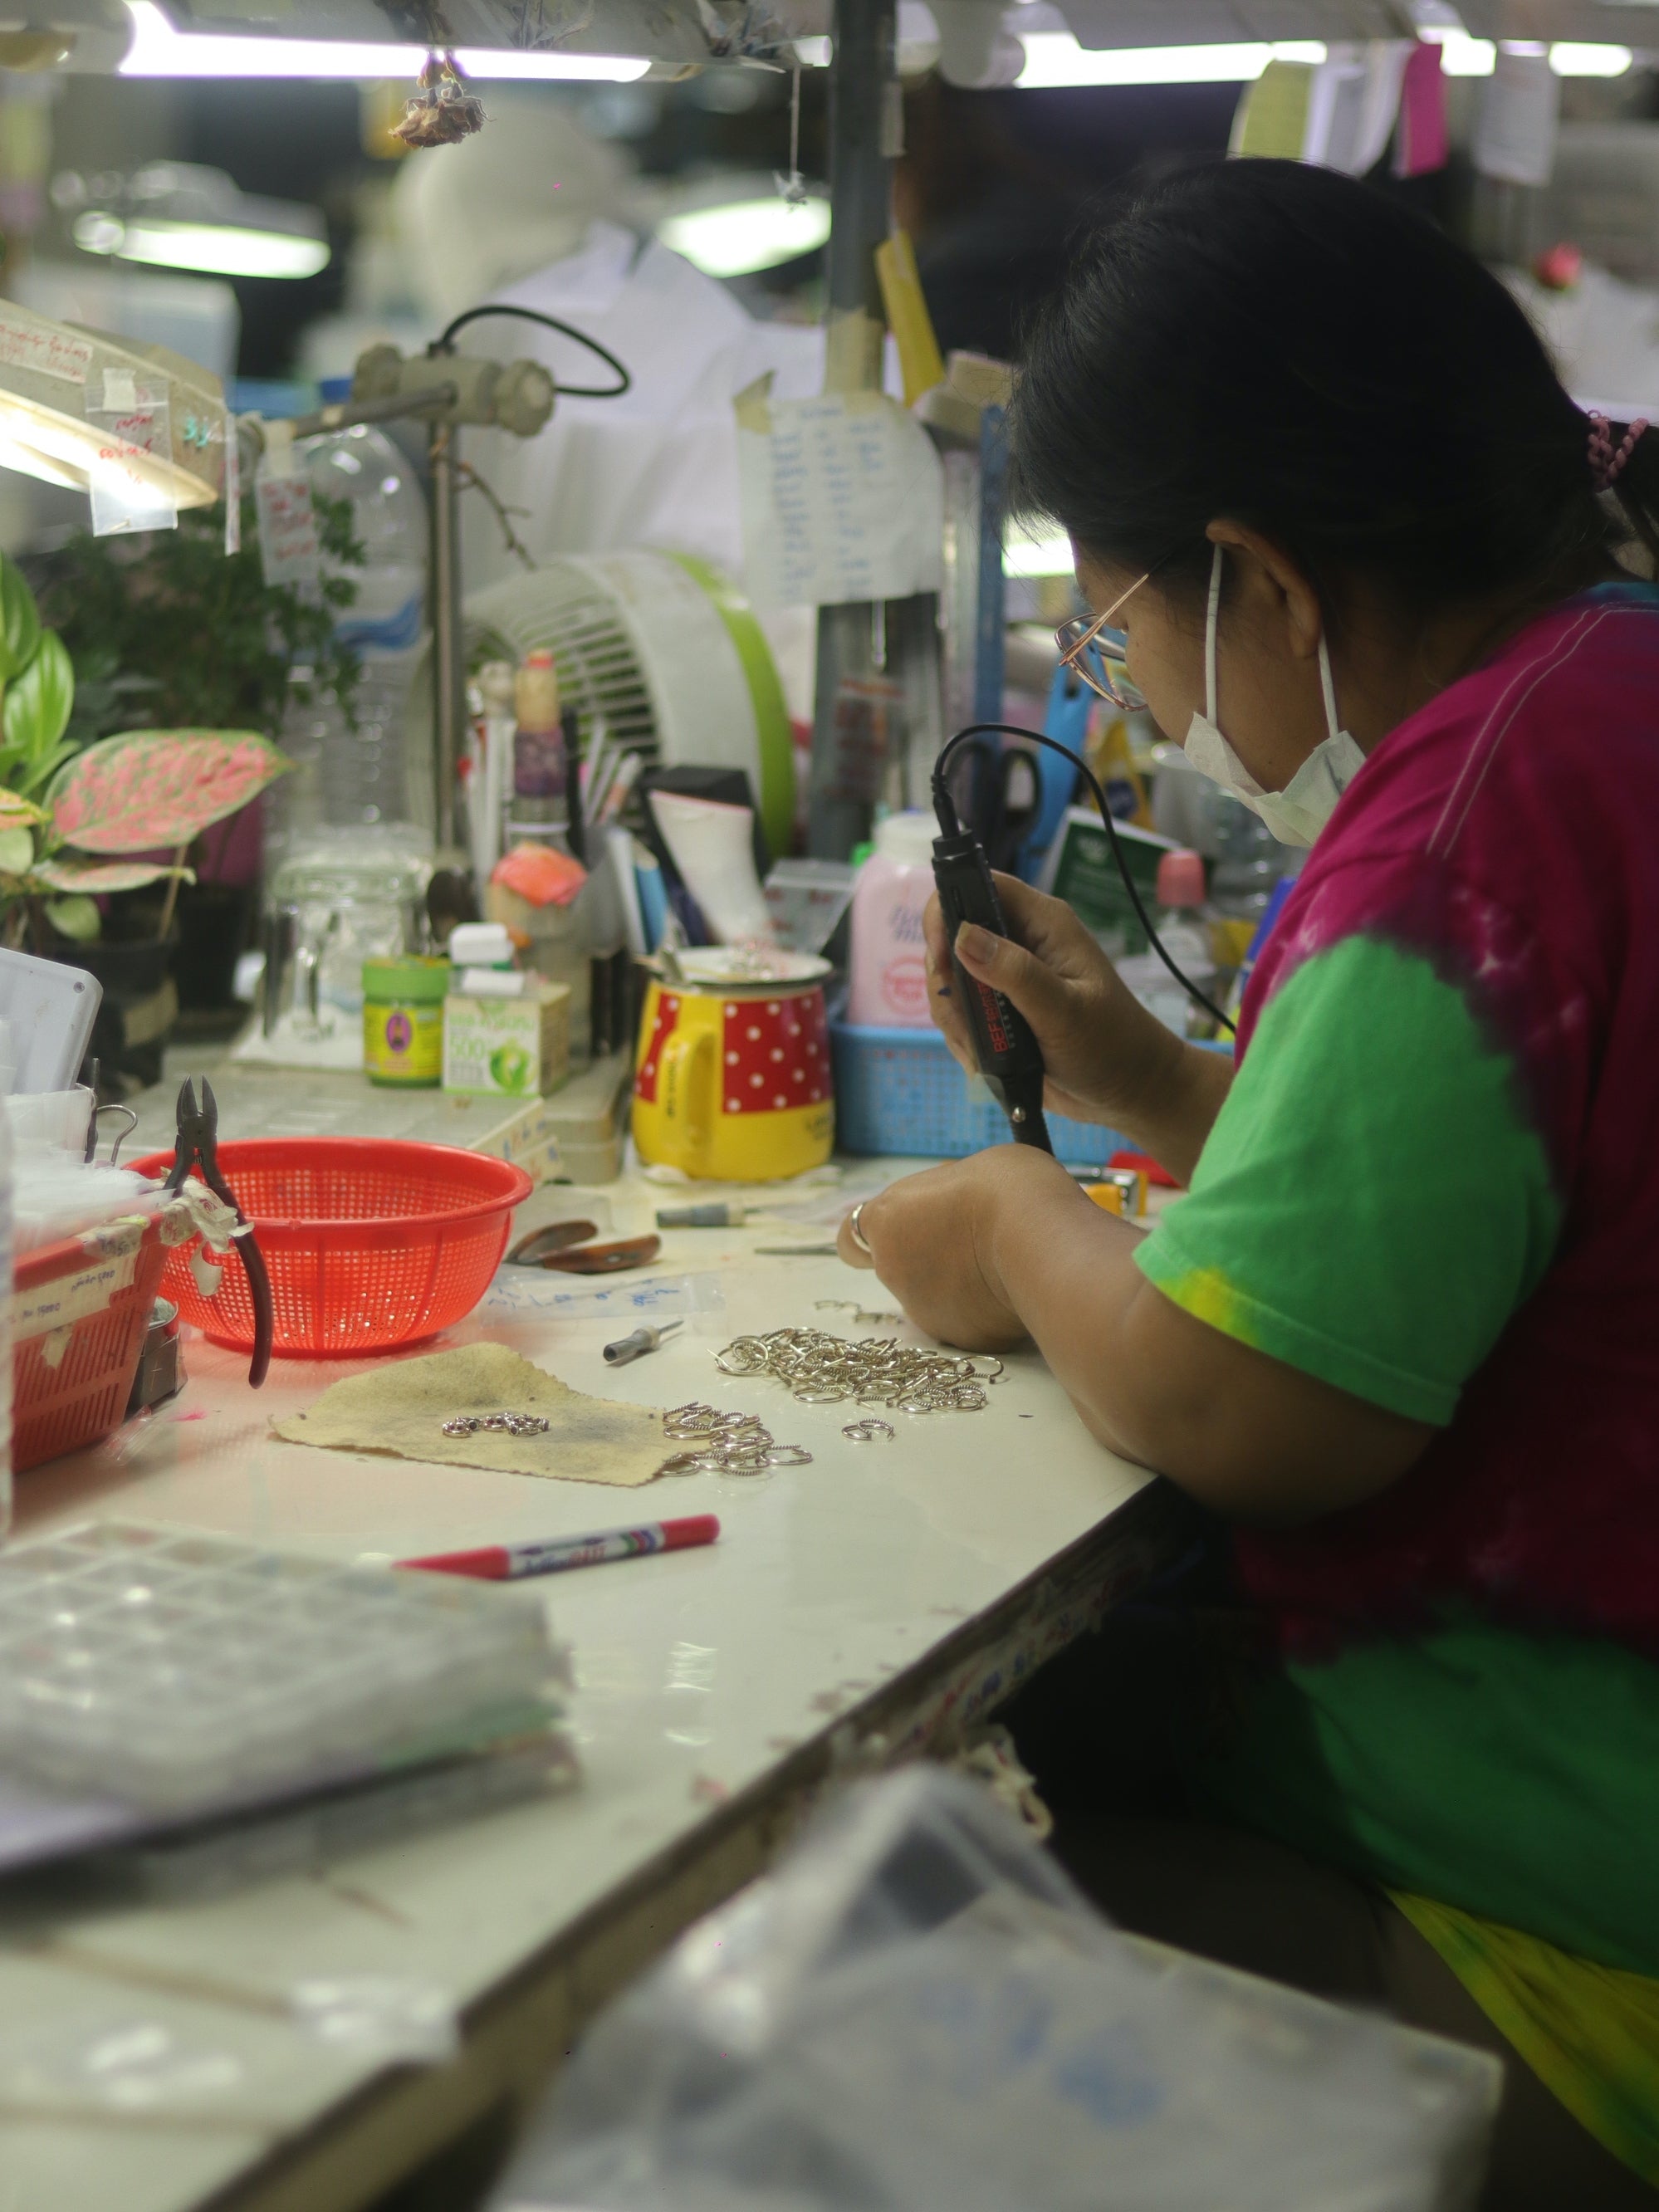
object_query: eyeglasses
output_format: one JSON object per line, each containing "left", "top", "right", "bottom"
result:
{"left": 1055, "top": 571, "right": 1150, "bottom": 711}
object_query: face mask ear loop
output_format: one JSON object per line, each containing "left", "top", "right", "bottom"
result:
{"left": 1205, "top": 543, "right": 1223, "bottom": 723}
{"left": 1317, "top": 629, "right": 1341, "bottom": 743}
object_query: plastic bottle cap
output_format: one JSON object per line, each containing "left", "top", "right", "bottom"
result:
{"left": 874, "top": 810, "right": 939, "bottom": 867}
{"left": 1156, "top": 849, "right": 1207, "bottom": 908}
{"left": 448, "top": 922, "right": 516, "bottom": 969}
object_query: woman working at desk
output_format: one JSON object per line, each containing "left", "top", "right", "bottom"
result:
{"left": 839, "top": 161, "right": 1659, "bottom": 2206}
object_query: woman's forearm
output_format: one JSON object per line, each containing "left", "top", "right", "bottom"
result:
{"left": 1101, "top": 1030, "right": 1235, "bottom": 1188}
{"left": 980, "top": 1150, "right": 1432, "bottom": 1522}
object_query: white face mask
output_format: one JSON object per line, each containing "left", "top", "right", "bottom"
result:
{"left": 1182, "top": 545, "right": 1367, "bottom": 848}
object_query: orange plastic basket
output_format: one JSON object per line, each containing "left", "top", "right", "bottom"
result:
{"left": 129, "top": 1138, "right": 533, "bottom": 1359}
{"left": 12, "top": 1216, "right": 171, "bottom": 1471}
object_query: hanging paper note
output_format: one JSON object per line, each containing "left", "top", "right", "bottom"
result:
{"left": 254, "top": 418, "right": 321, "bottom": 592}
{"left": 1231, "top": 60, "right": 1313, "bottom": 160}
{"left": 736, "top": 377, "right": 945, "bottom": 611}
{"left": 1394, "top": 40, "right": 1449, "bottom": 178}
{"left": 1474, "top": 46, "right": 1559, "bottom": 188}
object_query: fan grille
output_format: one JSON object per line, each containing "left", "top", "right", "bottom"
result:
{"left": 467, "top": 570, "right": 658, "bottom": 768}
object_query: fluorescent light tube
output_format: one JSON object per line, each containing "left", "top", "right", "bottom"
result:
{"left": 658, "top": 195, "right": 831, "bottom": 278}
{"left": 1016, "top": 37, "right": 1323, "bottom": 88}
{"left": 77, "top": 213, "right": 330, "bottom": 279}
{"left": 120, "top": 2, "right": 649, "bottom": 82}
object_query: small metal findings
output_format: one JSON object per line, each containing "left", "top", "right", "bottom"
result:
{"left": 843, "top": 1419, "right": 894, "bottom": 1444}
{"left": 484, "top": 1412, "right": 551, "bottom": 1436}
{"left": 656, "top": 1401, "right": 810, "bottom": 1477}
{"left": 441, "top": 1411, "right": 551, "bottom": 1439}
{"left": 712, "top": 1329, "right": 994, "bottom": 1418}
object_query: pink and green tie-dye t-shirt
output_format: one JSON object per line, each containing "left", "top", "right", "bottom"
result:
{"left": 1133, "top": 584, "right": 1659, "bottom": 1999}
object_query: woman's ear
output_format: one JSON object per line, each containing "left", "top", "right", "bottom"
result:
{"left": 1206, "top": 519, "right": 1324, "bottom": 663}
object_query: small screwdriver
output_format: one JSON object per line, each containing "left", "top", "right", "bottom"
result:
{"left": 603, "top": 1318, "right": 684, "bottom": 1366}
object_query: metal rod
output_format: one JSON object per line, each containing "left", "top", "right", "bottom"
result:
{"left": 430, "top": 419, "right": 466, "bottom": 854}
{"left": 282, "top": 384, "right": 458, "bottom": 443}
{"left": 808, "top": 0, "right": 900, "bottom": 860}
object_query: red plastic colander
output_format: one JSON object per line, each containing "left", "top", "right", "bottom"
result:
{"left": 130, "top": 1138, "right": 532, "bottom": 1359}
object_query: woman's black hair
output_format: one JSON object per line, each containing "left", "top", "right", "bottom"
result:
{"left": 1011, "top": 159, "right": 1659, "bottom": 614}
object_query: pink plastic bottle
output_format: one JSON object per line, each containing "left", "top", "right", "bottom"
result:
{"left": 848, "top": 811, "right": 938, "bottom": 1027}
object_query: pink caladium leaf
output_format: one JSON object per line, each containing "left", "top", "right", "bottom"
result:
{"left": 33, "top": 855, "right": 195, "bottom": 893}
{"left": 47, "top": 730, "right": 292, "bottom": 856}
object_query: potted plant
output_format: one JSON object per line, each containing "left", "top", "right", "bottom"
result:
{"left": 31, "top": 490, "right": 362, "bottom": 1028}
{"left": 0, "top": 549, "right": 295, "bottom": 1084}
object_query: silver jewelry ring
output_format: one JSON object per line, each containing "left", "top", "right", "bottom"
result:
{"left": 848, "top": 1201, "right": 873, "bottom": 1256}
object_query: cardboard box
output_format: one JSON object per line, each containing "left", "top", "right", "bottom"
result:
{"left": 443, "top": 981, "right": 570, "bottom": 1099}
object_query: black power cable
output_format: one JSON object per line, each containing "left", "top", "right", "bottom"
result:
{"left": 934, "top": 721, "right": 1236, "bottom": 1039}
{"left": 433, "top": 303, "right": 632, "bottom": 400}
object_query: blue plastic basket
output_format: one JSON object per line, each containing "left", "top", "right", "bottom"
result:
{"left": 830, "top": 1020, "right": 1129, "bottom": 1164}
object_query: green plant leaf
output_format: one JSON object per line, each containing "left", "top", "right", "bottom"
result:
{"left": 0, "top": 825, "right": 33, "bottom": 874}
{"left": 16, "top": 741, "right": 82, "bottom": 798}
{"left": 0, "top": 788, "right": 46, "bottom": 830}
{"left": 48, "top": 729, "right": 292, "bottom": 854}
{"left": 34, "top": 854, "right": 193, "bottom": 893}
{"left": 0, "top": 554, "right": 42, "bottom": 685}
{"left": 44, "top": 894, "right": 100, "bottom": 942}
{"left": 2, "top": 629, "right": 73, "bottom": 761}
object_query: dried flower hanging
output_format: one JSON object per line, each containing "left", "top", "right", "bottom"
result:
{"left": 393, "top": 50, "right": 487, "bottom": 148}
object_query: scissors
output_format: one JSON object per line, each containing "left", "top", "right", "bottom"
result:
{"left": 164, "top": 1077, "right": 275, "bottom": 1389}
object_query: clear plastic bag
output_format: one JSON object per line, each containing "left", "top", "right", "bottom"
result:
{"left": 493, "top": 1768, "right": 1500, "bottom": 2212}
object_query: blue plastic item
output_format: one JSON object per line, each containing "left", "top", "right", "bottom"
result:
{"left": 1013, "top": 663, "right": 1093, "bottom": 882}
{"left": 831, "top": 1020, "right": 1126, "bottom": 1165}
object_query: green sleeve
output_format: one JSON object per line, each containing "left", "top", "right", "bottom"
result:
{"left": 1133, "top": 932, "right": 1561, "bottom": 1424}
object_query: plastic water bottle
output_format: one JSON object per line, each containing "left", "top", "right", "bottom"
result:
{"left": 298, "top": 422, "right": 428, "bottom": 832}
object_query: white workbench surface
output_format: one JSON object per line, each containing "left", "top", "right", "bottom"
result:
{"left": 0, "top": 1174, "right": 1172, "bottom": 2212}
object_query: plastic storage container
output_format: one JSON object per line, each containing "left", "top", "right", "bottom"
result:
{"left": 847, "top": 810, "right": 937, "bottom": 1027}
{"left": 11, "top": 1213, "right": 166, "bottom": 1479}
{"left": 831, "top": 1019, "right": 1127, "bottom": 1166}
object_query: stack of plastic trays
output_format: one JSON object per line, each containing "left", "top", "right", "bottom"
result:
{"left": 0, "top": 1523, "right": 562, "bottom": 1813}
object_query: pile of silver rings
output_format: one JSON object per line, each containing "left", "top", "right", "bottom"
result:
{"left": 712, "top": 1329, "right": 1003, "bottom": 1416}
{"left": 658, "top": 1402, "right": 814, "bottom": 1477}
{"left": 440, "top": 1412, "right": 550, "bottom": 1439}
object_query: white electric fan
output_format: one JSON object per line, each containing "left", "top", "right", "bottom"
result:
{"left": 462, "top": 551, "right": 796, "bottom": 859}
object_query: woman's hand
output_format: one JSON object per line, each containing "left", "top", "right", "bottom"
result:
{"left": 835, "top": 1152, "right": 1036, "bottom": 1352}
{"left": 922, "top": 872, "right": 1230, "bottom": 1182}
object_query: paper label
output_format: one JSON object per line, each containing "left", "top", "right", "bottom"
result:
{"left": 14, "top": 1250, "right": 138, "bottom": 1343}
{"left": 86, "top": 397, "right": 177, "bottom": 537}
{"left": 255, "top": 467, "right": 321, "bottom": 591}
{"left": 737, "top": 389, "right": 945, "bottom": 610}
{"left": 0, "top": 311, "right": 91, "bottom": 385}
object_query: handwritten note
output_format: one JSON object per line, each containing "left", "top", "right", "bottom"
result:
{"left": 737, "top": 382, "right": 944, "bottom": 610}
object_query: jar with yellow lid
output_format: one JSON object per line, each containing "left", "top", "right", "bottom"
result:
{"left": 363, "top": 956, "right": 447, "bottom": 1087}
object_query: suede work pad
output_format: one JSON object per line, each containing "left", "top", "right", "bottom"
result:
{"left": 273, "top": 1343, "right": 668, "bottom": 1487}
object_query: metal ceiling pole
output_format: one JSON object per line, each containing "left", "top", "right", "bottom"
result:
{"left": 429, "top": 418, "right": 466, "bottom": 856}
{"left": 807, "top": 0, "right": 899, "bottom": 860}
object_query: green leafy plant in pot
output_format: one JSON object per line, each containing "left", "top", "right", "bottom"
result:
{"left": 0, "top": 551, "right": 294, "bottom": 1083}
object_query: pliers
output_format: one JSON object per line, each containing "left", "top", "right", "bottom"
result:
{"left": 164, "top": 1077, "right": 275, "bottom": 1389}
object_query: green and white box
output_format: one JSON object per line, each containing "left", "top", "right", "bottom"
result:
{"left": 443, "top": 981, "right": 570, "bottom": 1099}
